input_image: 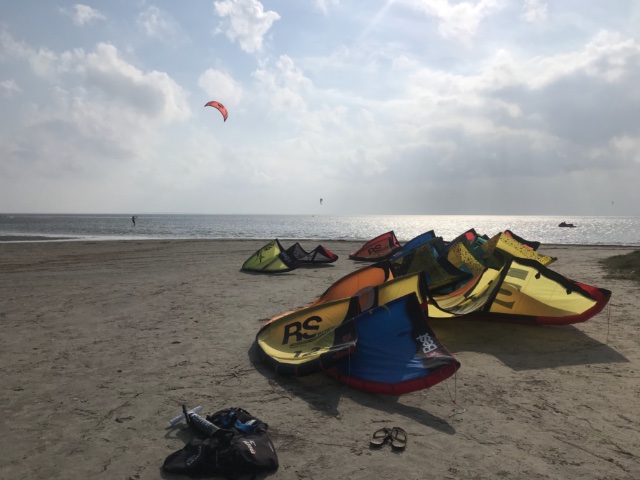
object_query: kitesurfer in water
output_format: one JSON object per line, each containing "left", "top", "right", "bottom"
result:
{"left": 132, "top": 216, "right": 137, "bottom": 226}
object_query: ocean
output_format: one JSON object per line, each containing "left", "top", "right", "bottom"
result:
{"left": 1, "top": 214, "right": 639, "bottom": 246}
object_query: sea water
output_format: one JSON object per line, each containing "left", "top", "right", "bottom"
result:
{"left": 0, "top": 214, "right": 639, "bottom": 246}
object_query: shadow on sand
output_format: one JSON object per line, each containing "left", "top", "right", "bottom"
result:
{"left": 429, "top": 318, "right": 627, "bottom": 371}
{"left": 247, "top": 343, "right": 457, "bottom": 436}
{"left": 248, "top": 319, "right": 626, "bottom": 437}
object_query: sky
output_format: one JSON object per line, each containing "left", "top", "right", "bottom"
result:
{"left": 1, "top": 1, "right": 639, "bottom": 215}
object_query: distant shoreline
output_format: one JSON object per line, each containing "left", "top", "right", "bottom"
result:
{"left": 3, "top": 214, "right": 640, "bottom": 247}
{"left": 0, "top": 235, "right": 76, "bottom": 242}
{"left": 1, "top": 235, "right": 638, "bottom": 251}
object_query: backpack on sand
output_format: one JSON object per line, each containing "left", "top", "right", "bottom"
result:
{"left": 162, "top": 407, "right": 279, "bottom": 479}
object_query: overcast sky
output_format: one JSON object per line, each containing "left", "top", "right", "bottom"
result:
{"left": 1, "top": 1, "right": 639, "bottom": 215}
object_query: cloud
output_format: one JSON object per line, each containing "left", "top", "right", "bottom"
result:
{"left": 145, "top": 23, "right": 640, "bottom": 215}
{"left": 0, "top": 34, "right": 191, "bottom": 183}
{"left": 2, "top": 3, "right": 639, "bottom": 215}
{"left": 237, "top": 28, "right": 640, "bottom": 208}
{"left": 198, "top": 69, "right": 243, "bottom": 106}
{"left": 401, "top": 0, "right": 505, "bottom": 43}
{"left": 2, "top": 32, "right": 191, "bottom": 122}
{"left": 136, "top": 6, "right": 178, "bottom": 39}
{"left": 0, "top": 79, "right": 21, "bottom": 97}
{"left": 522, "top": 0, "right": 548, "bottom": 23}
{"left": 372, "top": 29, "right": 640, "bottom": 186}
{"left": 315, "top": 0, "right": 340, "bottom": 14}
{"left": 213, "top": 0, "right": 280, "bottom": 53}
{"left": 0, "top": 31, "right": 83, "bottom": 78}
{"left": 80, "top": 43, "right": 191, "bottom": 122}
{"left": 61, "top": 4, "right": 106, "bottom": 26}
{"left": 610, "top": 135, "right": 640, "bottom": 164}
{"left": 252, "top": 55, "right": 313, "bottom": 113}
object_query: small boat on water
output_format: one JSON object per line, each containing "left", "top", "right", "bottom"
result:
{"left": 558, "top": 221, "right": 576, "bottom": 228}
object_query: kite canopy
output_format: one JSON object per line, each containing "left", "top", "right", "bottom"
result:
{"left": 426, "top": 257, "right": 612, "bottom": 325}
{"left": 308, "top": 261, "right": 394, "bottom": 307}
{"left": 395, "top": 230, "right": 437, "bottom": 255}
{"left": 349, "top": 231, "right": 402, "bottom": 261}
{"left": 480, "top": 232, "right": 557, "bottom": 268}
{"left": 241, "top": 239, "right": 299, "bottom": 273}
{"left": 285, "top": 243, "right": 338, "bottom": 264}
{"left": 204, "top": 100, "right": 228, "bottom": 121}
{"left": 389, "top": 238, "right": 471, "bottom": 293}
{"left": 254, "top": 226, "right": 613, "bottom": 397}
{"left": 256, "top": 297, "right": 361, "bottom": 376}
{"left": 326, "top": 293, "right": 460, "bottom": 395}
{"left": 389, "top": 230, "right": 443, "bottom": 274}
{"left": 255, "top": 278, "right": 457, "bottom": 394}
{"left": 444, "top": 237, "right": 487, "bottom": 276}
{"left": 503, "top": 230, "right": 541, "bottom": 251}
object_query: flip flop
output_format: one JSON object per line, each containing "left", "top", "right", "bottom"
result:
{"left": 390, "top": 427, "right": 407, "bottom": 450}
{"left": 370, "top": 427, "right": 391, "bottom": 447}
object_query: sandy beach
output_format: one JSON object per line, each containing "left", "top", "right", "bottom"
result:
{"left": 1, "top": 239, "right": 638, "bottom": 480}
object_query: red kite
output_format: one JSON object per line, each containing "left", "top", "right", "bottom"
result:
{"left": 204, "top": 101, "right": 228, "bottom": 122}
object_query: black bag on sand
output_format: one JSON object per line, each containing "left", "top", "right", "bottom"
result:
{"left": 162, "top": 407, "right": 279, "bottom": 479}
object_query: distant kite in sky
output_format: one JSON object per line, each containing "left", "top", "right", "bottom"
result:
{"left": 320, "top": 198, "right": 323, "bottom": 205}
{"left": 204, "top": 101, "right": 228, "bottom": 122}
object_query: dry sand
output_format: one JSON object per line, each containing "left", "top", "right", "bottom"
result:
{"left": 0, "top": 239, "right": 639, "bottom": 480}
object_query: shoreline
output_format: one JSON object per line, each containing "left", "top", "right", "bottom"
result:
{"left": 0, "top": 235, "right": 75, "bottom": 242}
{"left": 1, "top": 240, "right": 639, "bottom": 479}
{"left": 1, "top": 235, "right": 639, "bottom": 249}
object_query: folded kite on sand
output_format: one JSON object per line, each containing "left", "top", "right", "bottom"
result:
{"left": 255, "top": 271, "right": 434, "bottom": 375}
{"left": 241, "top": 239, "right": 300, "bottom": 273}
{"left": 325, "top": 293, "right": 460, "bottom": 395}
{"left": 426, "top": 257, "right": 612, "bottom": 326}
{"left": 254, "top": 227, "right": 612, "bottom": 395}
{"left": 285, "top": 242, "right": 339, "bottom": 264}
{"left": 255, "top": 285, "right": 459, "bottom": 393}
{"left": 242, "top": 240, "right": 339, "bottom": 272}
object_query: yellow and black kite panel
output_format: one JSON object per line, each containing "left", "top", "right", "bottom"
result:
{"left": 446, "top": 240, "right": 486, "bottom": 276}
{"left": 241, "top": 239, "right": 299, "bottom": 273}
{"left": 425, "top": 257, "right": 611, "bottom": 325}
{"left": 486, "top": 258, "right": 610, "bottom": 323}
{"left": 373, "top": 272, "right": 429, "bottom": 310}
{"left": 256, "top": 297, "right": 360, "bottom": 376}
{"left": 426, "top": 268, "right": 502, "bottom": 318}
{"left": 482, "top": 233, "right": 557, "bottom": 267}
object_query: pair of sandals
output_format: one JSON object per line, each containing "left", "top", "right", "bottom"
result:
{"left": 370, "top": 427, "right": 407, "bottom": 450}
